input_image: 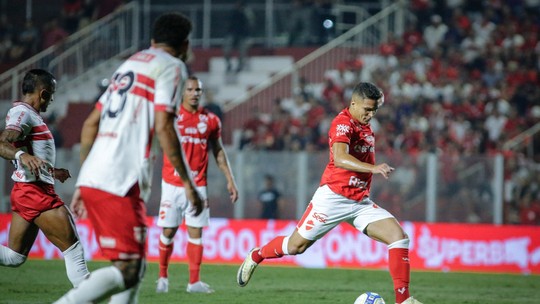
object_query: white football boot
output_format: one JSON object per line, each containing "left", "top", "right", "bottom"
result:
{"left": 237, "top": 247, "right": 260, "bottom": 287}
{"left": 186, "top": 281, "right": 215, "bottom": 293}
{"left": 398, "top": 297, "right": 423, "bottom": 304}
{"left": 155, "top": 277, "right": 169, "bottom": 293}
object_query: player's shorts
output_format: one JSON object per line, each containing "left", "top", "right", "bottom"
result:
{"left": 156, "top": 180, "right": 209, "bottom": 228}
{"left": 11, "top": 182, "right": 64, "bottom": 222}
{"left": 296, "top": 185, "right": 395, "bottom": 241}
{"left": 80, "top": 184, "right": 147, "bottom": 260}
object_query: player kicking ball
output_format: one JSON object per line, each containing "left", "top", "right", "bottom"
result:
{"left": 237, "top": 82, "right": 423, "bottom": 304}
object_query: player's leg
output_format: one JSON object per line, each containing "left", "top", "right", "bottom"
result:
{"left": 356, "top": 198, "right": 418, "bottom": 304}
{"left": 54, "top": 185, "right": 147, "bottom": 303}
{"left": 0, "top": 212, "right": 37, "bottom": 267}
{"left": 108, "top": 259, "right": 146, "bottom": 304}
{"left": 155, "top": 181, "right": 185, "bottom": 293}
{"left": 184, "top": 186, "right": 213, "bottom": 293}
{"left": 35, "top": 205, "right": 90, "bottom": 287}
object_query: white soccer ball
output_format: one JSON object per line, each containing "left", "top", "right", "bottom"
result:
{"left": 354, "top": 292, "right": 386, "bottom": 304}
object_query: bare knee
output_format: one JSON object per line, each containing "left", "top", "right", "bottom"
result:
{"left": 113, "top": 259, "right": 145, "bottom": 289}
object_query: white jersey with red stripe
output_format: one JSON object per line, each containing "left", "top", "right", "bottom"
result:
{"left": 161, "top": 107, "right": 221, "bottom": 187}
{"left": 76, "top": 47, "right": 187, "bottom": 201}
{"left": 5, "top": 102, "right": 55, "bottom": 184}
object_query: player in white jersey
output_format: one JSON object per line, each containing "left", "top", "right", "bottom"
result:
{"left": 0, "top": 69, "right": 89, "bottom": 289}
{"left": 54, "top": 13, "right": 203, "bottom": 304}
{"left": 155, "top": 76, "right": 238, "bottom": 294}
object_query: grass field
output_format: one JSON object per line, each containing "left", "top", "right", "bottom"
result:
{"left": 0, "top": 259, "right": 538, "bottom": 304}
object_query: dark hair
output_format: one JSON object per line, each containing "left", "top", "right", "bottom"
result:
{"left": 352, "top": 82, "right": 383, "bottom": 101}
{"left": 21, "top": 69, "right": 55, "bottom": 95}
{"left": 152, "top": 12, "right": 192, "bottom": 50}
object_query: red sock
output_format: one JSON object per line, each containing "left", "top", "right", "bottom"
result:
{"left": 187, "top": 242, "right": 203, "bottom": 284}
{"left": 389, "top": 248, "right": 410, "bottom": 303}
{"left": 259, "top": 236, "right": 285, "bottom": 260}
{"left": 158, "top": 239, "right": 174, "bottom": 278}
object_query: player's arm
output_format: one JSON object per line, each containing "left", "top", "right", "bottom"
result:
{"left": 0, "top": 129, "right": 45, "bottom": 176}
{"left": 155, "top": 110, "right": 204, "bottom": 215}
{"left": 332, "top": 142, "right": 394, "bottom": 179}
{"left": 79, "top": 107, "right": 101, "bottom": 164}
{"left": 210, "top": 136, "right": 238, "bottom": 203}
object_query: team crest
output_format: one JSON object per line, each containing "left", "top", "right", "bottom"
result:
{"left": 364, "top": 135, "right": 374, "bottom": 144}
{"left": 197, "top": 122, "right": 208, "bottom": 134}
{"left": 336, "top": 124, "right": 351, "bottom": 136}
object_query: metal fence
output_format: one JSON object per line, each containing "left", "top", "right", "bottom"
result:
{"left": 0, "top": 148, "right": 507, "bottom": 225}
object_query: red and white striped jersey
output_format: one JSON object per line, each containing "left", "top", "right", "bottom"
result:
{"left": 5, "top": 102, "right": 55, "bottom": 184}
{"left": 320, "top": 108, "right": 375, "bottom": 201}
{"left": 76, "top": 47, "right": 187, "bottom": 201}
{"left": 161, "top": 106, "right": 221, "bottom": 187}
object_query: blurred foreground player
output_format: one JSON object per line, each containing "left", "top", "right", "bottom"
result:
{"left": 237, "top": 82, "right": 423, "bottom": 304}
{"left": 55, "top": 12, "right": 203, "bottom": 304}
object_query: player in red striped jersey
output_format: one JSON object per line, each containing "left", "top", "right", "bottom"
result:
{"left": 55, "top": 12, "right": 203, "bottom": 304}
{"left": 156, "top": 76, "right": 238, "bottom": 294}
{"left": 0, "top": 69, "right": 89, "bottom": 288}
{"left": 237, "top": 82, "right": 423, "bottom": 304}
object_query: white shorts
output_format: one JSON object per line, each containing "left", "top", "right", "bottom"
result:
{"left": 156, "top": 181, "right": 209, "bottom": 228}
{"left": 296, "top": 185, "right": 394, "bottom": 241}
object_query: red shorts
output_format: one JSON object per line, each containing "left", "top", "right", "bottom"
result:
{"left": 81, "top": 184, "right": 147, "bottom": 260}
{"left": 11, "top": 182, "right": 64, "bottom": 222}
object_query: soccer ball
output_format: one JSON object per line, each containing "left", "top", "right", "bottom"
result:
{"left": 354, "top": 292, "right": 386, "bottom": 304}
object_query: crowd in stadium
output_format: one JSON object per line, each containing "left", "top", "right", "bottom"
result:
{"left": 236, "top": 0, "right": 540, "bottom": 225}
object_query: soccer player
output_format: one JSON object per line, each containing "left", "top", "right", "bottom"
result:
{"left": 54, "top": 12, "right": 204, "bottom": 304}
{"left": 0, "top": 69, "right": 89, "bottom": 287}
{"left": 237, "top": 82, "right": 423, "bottom": 304}
{"left": 156, "top": 76, "right": 238, "bottom": 294}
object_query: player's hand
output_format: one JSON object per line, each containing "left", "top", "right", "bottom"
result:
{"left": 228, "top": 182, "right": 239, "bottom": 203}
{"left": 53, "top": 168, "right": 71, "bottom": 183}
{"left": 19, "top": 153, "right": 47, "bottom": 177}
{"left": 186, "top": 186, "right": 204, "bottom": 216}
{"left": 70, "top": 188, "right": 88, "bottom": 219}
{"left": 372, "top": 163, "right": 394, "bottom": 179}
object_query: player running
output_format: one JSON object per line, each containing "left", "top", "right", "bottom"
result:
{"left": 54, "top": 12, "right": 203, "bottom": 304}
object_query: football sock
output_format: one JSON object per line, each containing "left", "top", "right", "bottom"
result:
{"left": 187, "top": 239, "right": 203, "bottom": 284}
{"left": 0, "top": 245, "right": 26, "bottom": 267}
{"left": 108, "top": 283, "right": 140, "bottom": 304}
{"left": 158, "top": 234, "right": 174, "bottom": 278}
{"left": 62, "top": 241, "right": 90, "bottom": 287}
{"left": 388, "top": 239, "right": 411, "bottom": 304}
{"left": 259, "top": 236, "right": 286, "bottom": 260}
{"left": 53, "top": 266, "right": 125, "bottom": 304}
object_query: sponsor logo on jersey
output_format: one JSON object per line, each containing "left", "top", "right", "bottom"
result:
{"left": 349, "top": 176, "right": 368, "bottom": 188}
{"left": 312, "top": 212, "right": 328, "bottom": 223}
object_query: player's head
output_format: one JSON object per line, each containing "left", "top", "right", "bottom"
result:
{"left": 182, "top": 76, "right": 203, "bottom": 111}
{"left": 349, "top": 82, "right": 384, "bottom": 125}
{"left": 22, "top": 69, "right": 56, "bottom": 112}
{"left": 152, "top": 12, "right": 192, "bottom": 59}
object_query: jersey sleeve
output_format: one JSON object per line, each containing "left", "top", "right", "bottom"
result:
{"left": 5, "top": 106, "right": 31, "bottom": 136}
{"left": 328, "top": 114, "right": 353, "bottom": 146}
{"left": 154, "top": 61, "right": 186, "bottom": 113}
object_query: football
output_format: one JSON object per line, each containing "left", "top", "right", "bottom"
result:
{"left": 354, "top": 292, "right": 386, "bottom": 304}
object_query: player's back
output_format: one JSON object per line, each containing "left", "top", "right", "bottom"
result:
{"left": 77, "top": 47, "right": 186, "bottom": 199}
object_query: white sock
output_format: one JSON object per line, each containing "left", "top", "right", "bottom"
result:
{"left": 282, "top": 236, "right": 290, "bottom": 255}
{"left": 187, "top": 237, "right": 202, "bottom": 245}
{"left": 53, "top": 266, "right": 125, "bottom": 304}
{"left": 62, "top": 241, "right": 90, "bottom": 287}
{"left": 108, "top": 283, "right": 140, "bottom": 304}
{"left": 0, "top": 245, "right": 26, "bottom": 267}
{"left": 160, "top": 234, "right": 173, "bottom": 246}
{"left": 388, "top": 238, "right": 409, "bottom": 249}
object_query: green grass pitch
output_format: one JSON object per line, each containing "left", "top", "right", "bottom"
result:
{"left": 0, "top": 259, "right": 538, "bottom": 303}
